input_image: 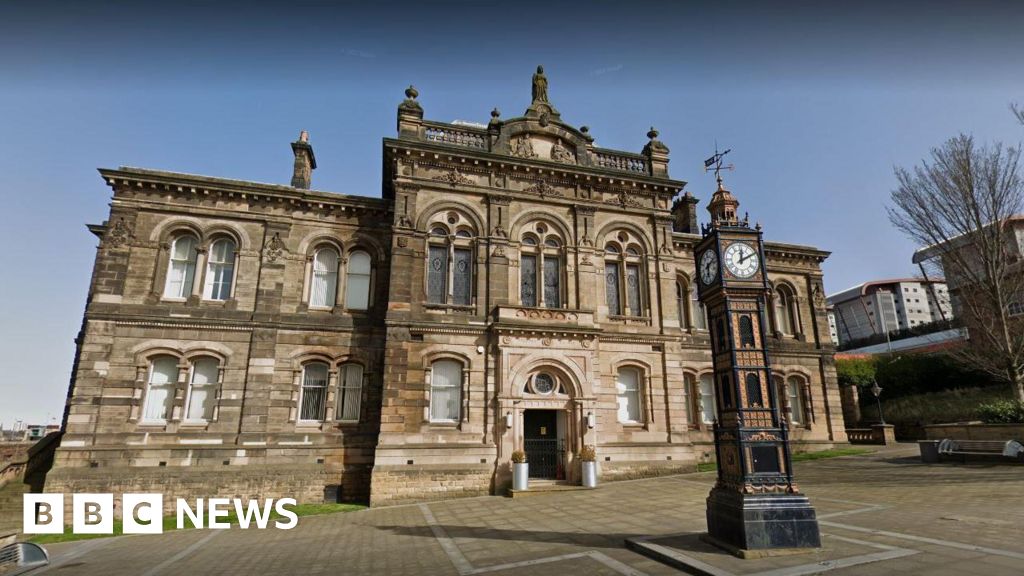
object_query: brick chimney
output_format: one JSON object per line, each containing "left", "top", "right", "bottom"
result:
{"left": 290, "top": 130, "right": 316, "bottom": 189}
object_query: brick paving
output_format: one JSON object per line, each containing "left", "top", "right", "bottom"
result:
{"left": 33, "top": 445, "right": 1024, "bottom": 575}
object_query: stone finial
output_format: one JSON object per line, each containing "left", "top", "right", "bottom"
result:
{"left": 290, "top": 130, "right": 316, "bottom": 189}
{"left": 647, "top": 126, "right": 659, "bottom": 140}
{"left": 580, "top": 125, "right": 589, "bottom": 134}
{"left": 491, "top": 107, "right": 501, "bottom": 119}
{"left": 398, "top": 84, "right": 424, "bottom": 138}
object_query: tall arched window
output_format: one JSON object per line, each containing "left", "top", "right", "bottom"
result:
{"left": 430, "top": 359, "right": 463, "bottom": 422}
{"left": 786, "top": 375, "right": 806, "bottom": 425}
{"left": 143, "top": 356, "right": 179, "bottom": 422}
{"left": 745, "top": 372, "right": 763, "bottom": 407}
{"left": 739, "top": 315, "right": 755, "bottom": 347}
{"left": 692, "top": 286, "right": 708, "bottom": 330}
{"left": 310, "top": 246, "right": 340, "bottom": 308}
{"left": 299, "top": 362, "right": 329, "bottom": 422}
{"left": 774, "top": 286, "right": 795, "bottom": 336}
{"left": 604, "top": 245, "right": 622, "bottom": 315}
{"left": 616, "top": 367, "right": 642, "bottom": 423}
{"left": 698, "top": 373, "right": 716, "bottom": 425}
{"left": 185, "top": 357, "right": 219, "bottom": 422}
{"left": 676, "top": 280, "right": 687, "bottom": 328}
{"left": 426, "top": 222, "right": 474, "bottom": 306}
{"left": 203, "top": 238, "right": 236, "bottom": 301}
{"left": 625, "top": 247, "right": 644, "bottom": 315}
{"left": 684, "top": 373, "right": 698, "bottom": 427}
{"left": 345, "top": 251, "right": 372, "bottom": 310}
{"left": 335, "top": 363, "right": 363, "bottom": 421}
{"left": 164, "top": 234, "right": 198, "bottom": 298}
{"left": 520, "top": 229, "right": 562, "bottom": 308}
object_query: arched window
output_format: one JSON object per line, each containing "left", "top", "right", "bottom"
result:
{"left": 164, "top": 234, "right": 198, "bottom": 299}
{"left": 786, "top": 375, "right": 806, "bottom": 425}
{"left": 203, "top": 238, "right": 236, "bottom": 301}
{"left": 604, "top": 245, "right": 622, "bottom": 315}
{"left": 345, "top": 251, "right": 372, "bottom": 310}
{"left": 335, "top": 363, "right": 363, "bottom": 421}
{"left": 520, "top": 230, "right": 562, "bottom": 308}
{"left": 616, "top": 367, "right": 642, "bottom": 423}
{"left": 739, "top": 315, "right": 755, "bottom": 347}
{"left": 427, "top": 220, "right": 474, "bottom": 307}
{"left": 299, "top": 362, "right": 329, "bottom": 422}
{"left": 774, "top": 286, "right": 795, "bottom": 336}
{"left": 676, "top": 281, "right": 687, "bottom": 328}
{"left": 185, "top": 357, "right": 219, "bottom": 422}
{"left": 745, "top": 372, "right": 763, "bottom": 407}
{"left": 143, "top": 356, "right": 179, "bottom": 422}
{"left": 310, "top": 246, "right": 340, "bottom": 308}
{"left": 684, "top": 373, "right": 698, "bottom": 426}
{"left": 430, "top": 359, "right": 463, "bottom": 422}
{"left": 692, "top": 287, "right": 708, "bottom": 330}
{"left": 698, "top": 373, "right": 716, "bottom": 425}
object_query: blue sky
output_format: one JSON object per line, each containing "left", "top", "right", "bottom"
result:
{"left": 1, "top": 0, "right": 1022, "bottom": 426}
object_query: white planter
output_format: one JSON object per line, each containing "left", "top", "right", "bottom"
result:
{"left": 581, "top": 461, "right": 598, "bottom": 488}
{"left": 513, "top": 462, "right": 529, "bottom": 491}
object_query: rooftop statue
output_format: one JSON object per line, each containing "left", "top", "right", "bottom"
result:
{"left": 532, "top": 65, "right": 549, "bottom": 103}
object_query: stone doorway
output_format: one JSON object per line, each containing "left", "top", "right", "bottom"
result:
{"left": 523, "top": 409, "right": 565, "bottom": 479}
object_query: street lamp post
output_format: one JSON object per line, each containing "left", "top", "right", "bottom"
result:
{"left": 870, "top": 380, "right": 885, "bottom": 425}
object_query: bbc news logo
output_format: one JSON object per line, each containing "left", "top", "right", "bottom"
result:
{"left": 24, "top": 494, "right": 299, "bottom": 534}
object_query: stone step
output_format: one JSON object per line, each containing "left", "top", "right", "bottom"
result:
{"left": 508, "top": 482, "right": 595, "bottom": 498}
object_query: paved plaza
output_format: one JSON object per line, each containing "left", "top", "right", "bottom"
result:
{"left": 32, "top": 446, "right": 1024, "bottom": 575}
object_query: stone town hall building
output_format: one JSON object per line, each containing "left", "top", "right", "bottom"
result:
{"left": 49, "top": 69, "right": 850, "bottom": 507}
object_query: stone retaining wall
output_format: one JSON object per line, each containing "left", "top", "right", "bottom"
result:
{"left": 369, "top": 464, "right": 493, "bottom": 506}
{"left": 923, "top": 423, "right": 1024, "bottom": 441}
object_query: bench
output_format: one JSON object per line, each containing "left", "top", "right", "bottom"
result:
{"left": 937, "top": 439, "right": 1024, "bottom": 462}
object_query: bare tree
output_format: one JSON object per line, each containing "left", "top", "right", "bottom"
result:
{"left": 1013, "top": 103, "right": 1024, "bottom": 126}
{"left": 889, "top": 134, "right": 1024, "bottom": 401}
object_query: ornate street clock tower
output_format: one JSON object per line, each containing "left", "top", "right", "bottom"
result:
{"left": 695, "top": 161, "right": 821, "bottom": 556}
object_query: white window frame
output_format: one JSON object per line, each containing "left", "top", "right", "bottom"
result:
{"left": 298, "top": 362, "right": 329, "bottom": 423}
{"left": 184, "top": 357, "right": 219, "bottom": 423}
{"left": 335, "top": 363, "right": 364, "bottom": 422}
{"left": 310, "top": 246, "right": 340, "bottom": 309}
{"left": 344, "top": 251, "right": 373, "bottom": 310}
{"left": 615, "top": 367, "right": 643, "bottom": 424}
{"left": 787, "top": 376, "right": 805, "bottom": 425}
{"left": 698, "top": 373, "right": 717, "bottom": 425}
{"left": 202, "top": 238, "right": 237, "bottom": 301}
{"left": 164, "top": 235, "right": 199, "bottom": 299}
{"left": 429, "top": 359, "right": 463, "bottom": 423}
{"left": 142, "top": 356, "right": 179, "bottom": 424}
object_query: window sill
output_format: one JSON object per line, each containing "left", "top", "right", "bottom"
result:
{"left": 160, "top": 297, "right": 188, "bottom": 304}
{"left": 608, "top": 315, "right": 652, "bottom": 325}
{"left": 136, "top": 421, "right": 168, "bottom": 428}
{"left": 179, "top": 420, "right": 210, "bottom": 428}
{"left": 424, "top": 303, "right": 476, "bottom": 312}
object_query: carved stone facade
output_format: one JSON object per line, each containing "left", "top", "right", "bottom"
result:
{"left": 49, "top": 71, "right": 848, "bottom": 510}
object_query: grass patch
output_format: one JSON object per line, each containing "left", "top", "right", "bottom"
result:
{"left": 29, "top": 502, "right": 364, "bottom": 544}
{"left": 694, "top": 447, "right": 874, "bottom": 473}
{"left": 791, "top": 447, "right": 873, "bottom": 461}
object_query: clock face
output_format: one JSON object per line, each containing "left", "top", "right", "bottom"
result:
{"left": 699, "top": 249, "right": 719, "bottom": 285}
{"left": 724, "top": 241, "right": 760, "bottom": 278}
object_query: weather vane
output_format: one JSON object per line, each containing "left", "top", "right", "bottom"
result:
{"left": 703, "top": 144, "right": 734, "bottom": 182}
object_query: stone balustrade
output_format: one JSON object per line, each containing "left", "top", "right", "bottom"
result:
{"left": 591, "top": 150, "right": 649, "bottom": 174}
{"left": 424, "top": 124, "right": 487, "bottom": 150}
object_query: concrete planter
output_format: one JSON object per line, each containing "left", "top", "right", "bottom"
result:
{"left": 512, "top": 462, "right": 529, "bottom": 491}
{"left": 581, "top": 461, "right": 597, "bottom": 488}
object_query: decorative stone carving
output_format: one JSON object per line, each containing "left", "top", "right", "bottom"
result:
{"left": 397, "top": 214, "right": 413, "bottom": 228}
{"left": 606, "top": 191, "right": 644, "bottom": 208}
{"left": 432, "top": 168, "right": 473, "bottom": 187}
{"left": 532, "top": 65, "right": 549, "bottom": 103}
{"left": 550, "top": 138, "right": 576, "bottom": 164}
{"left": 579, "top": 234, "right": 594, "bottom": 247}
{"left": 812, "top": 283, "right": 826, "bottom": 308}
{"left": 263, "top": 233, "right": 286, "bottom": 263}
{"left": 397, "top": 237, "right": 409, "bottom": 248}
{"left": 492, "top": 224, "right": 508, "bottom": 238}
{"left": 524, "top": 180, "right": 561, "bottom": 197}
{"left": 104, "top": 218, "right": 135, "bottom": 248}
{"left": 509, "top": 135, "right": 538, "bottom": 159}
{"left": 492, "top": 245, "right": 506, "bottom": 257}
